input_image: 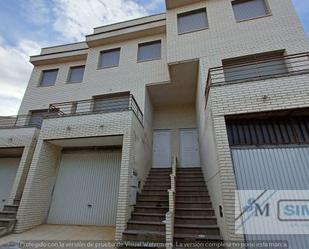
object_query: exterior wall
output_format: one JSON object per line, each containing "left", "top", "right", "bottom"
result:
{"left": 153, "top": 105, "right": 196, "bottom": 164}
{"left": 205, "top": 73, "right": 309, "bottom": 241}
{"left": 19, "top": 34, "right": 170, "bottom": 116}
{"left": 15, "top": 111, "right": 144, "bottom": 241}
{"left": 0, "top": 128, "right": 39, "bottom": 204}
{"left": 166, "top": 0, "right": 309, "bottom": 64}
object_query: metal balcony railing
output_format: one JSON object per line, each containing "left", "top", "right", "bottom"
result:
{"left": 48, "top": 94, "right": 144, "bottom": 125}
{"left": 0, "top": 115, "right": 42, "bottom": 129}
{"left": 205, "top": 52, "right": 309, "bottom": 105}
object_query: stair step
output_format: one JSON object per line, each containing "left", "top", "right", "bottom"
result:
{"left": 127, "top": 221, "right": 165, "bottom": 232}
{"left": 175, "top": 224, "right": 220, "bottom": 235}
{"left": 175, "top": 201, "right": 212, "bottom": 209}
{"left": 175, "top": 215, "right": 217, "bottom": 225}
{"left": 0, "top": 218, "right": 16, "bottom": 228}
{"left": 176, "top": 208, "right": 215, "bottom": 216}
{"left": 132, "top": 213, "right": 165, "bottom": 222}
{"left": 174, "top": 233, "right": 222, "bottom": 242}
{"left": 0, "top": 211, "right": 17, "bottom": 219}
{"left": 176, "top": 186, "right": 207, "bottom": 191}
{"left": 135, "top": 206, "right": 168, "bottom": 214}
{"left": 141, "top": 190, "right": 168, "bottom": 195}
{"left": 137, "top": 197, "right": 168, "bottom": 202}
{"left": 3, "top": 205, "right": 19, "bottom": 212}
{"left": 176, "top": 191, "right": 209, "bottom": 196}
{"left": 176, "top": 181, "right": 206, "bottom": 186}
{"left": 143, "top": 186, "right": 170, "bottom": 191}
{"left": 136, "top": 201, "right": 168, "bottom": 207}
{"left": 176, "top": 196, "right": 210, "bottom": 202}
{"left": 123, "top": 229, "right": 165, "bottom": 242}
{"left": 150, "top": 168, "right": 171, "bottom": 171}
{"left": 176, "top": 177, "right": 205, "bottom": 182}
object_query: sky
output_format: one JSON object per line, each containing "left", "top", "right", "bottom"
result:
{"left": 0, "top": 0, "right": 308, "bottom": 116}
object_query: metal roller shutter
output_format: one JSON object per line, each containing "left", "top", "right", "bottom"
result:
{"left": 0, "top": 158, "right": 20, "bottom": 210}
{"left": 227, "top": 115, "right": 309, "bottom": 249}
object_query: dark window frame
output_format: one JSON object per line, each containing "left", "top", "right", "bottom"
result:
{"left": 39, "top": 69, "right": 59, "bottom": 87}
{"left": 98, "top": 48, "right": 121, "bottom": 69}
{"left": 137, "top": 40, "right": 162, "bottom": 63}
{"left": 231, "top": 0, "right": 271, "bottom": 23}
{"left": 67, "top": 65, "right": 85, "bottom": 83}
{"left": 177, "top": 8, "right": 209, "bottom": 35}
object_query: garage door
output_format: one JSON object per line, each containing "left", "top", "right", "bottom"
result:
{"left": 0, "top": 158, "right": 20, "bottom": 210}
{"left": 227, "top": 116, "right": 309, "bottom": 249}
{"left": 47, "top": 150, "right": 121, "bottom": 226}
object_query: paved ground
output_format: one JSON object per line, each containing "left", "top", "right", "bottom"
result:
{"left": 0, "top": 225, "right": 115, "bottom": 249}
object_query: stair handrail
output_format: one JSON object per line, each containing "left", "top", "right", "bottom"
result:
{"left": 166, "top": 156, "right": 177, "bottom": 249}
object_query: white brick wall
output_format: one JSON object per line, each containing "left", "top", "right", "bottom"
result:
{"left": 19, "top": 34, "right": 170, "bottom": 116}
{"left": 15, "top": 111, "right": 145, "bottom": 241}
{"left": 0, "top": 128, "right": 39, "bottom": 205}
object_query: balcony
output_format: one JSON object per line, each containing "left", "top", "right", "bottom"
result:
{"left": 205, "top": 52, "right": 309, "bottom": 103}
{"left": 0, "top": 115, "right": 43, "bottom": 129}
{"left": 48, "top": 93, "right": 144, "bottom": 125}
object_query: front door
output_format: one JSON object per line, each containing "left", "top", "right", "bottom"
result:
{"left": 152, "top": 130, "right": 171, "bottom": 168}
{"left": 180, "top": 129, "right": 200, "bottom": 168}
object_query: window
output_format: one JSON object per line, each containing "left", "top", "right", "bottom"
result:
{"left": 223, "top": 51, "right": 287, "bottom": 83}
{"left": 177, "top": 8, "right": 208, "bottom": 34}
{"left": 28, "top": 110, "right": 49, "bottom": 127}
{"left": 93, "top": 92, "right": 130, "bottom": 113}
{"left": 99, "top": 48, "right": 120, "bottom": 69}
{"left": 232, "top": 0, "right": 270, "bottom": 22}
{"left": 40, "top": 69, "right": 58, "bottom": 86}
{"left": 138, "top": 40, "right": 161, "bottom": 62}
{"left": 68, "top": 66, "right": 85, "bottom": 83}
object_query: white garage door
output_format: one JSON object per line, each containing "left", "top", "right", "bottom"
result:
{"left": 0, "top": 158, "right": 20, "bottom": 210}
{"left": 47, "top": 150, "right": 121, "bottom": 226}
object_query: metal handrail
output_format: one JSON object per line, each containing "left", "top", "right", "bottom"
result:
{"left": 48, "top": 94, "right": 144, "bottom": 126}
{"left": 166, "top": 156, "right": 177, "bottom": 249}
{"left": 0, "top": 114, "right": 41, "bottom": 129}
{"left": 205, "top": 52, "right": 309, "bottom": 106}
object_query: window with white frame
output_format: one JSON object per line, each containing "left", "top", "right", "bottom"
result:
{"left": 177, "top": 8, "right": 208, "bottom": 34}
{"left": 232, "top": 0, "right": 270, "bottom": 22}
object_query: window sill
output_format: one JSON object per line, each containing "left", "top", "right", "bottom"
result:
{"left": 178, "top": 26, "right": 209, "bottom": 36}
{"left": 137, "top": 57, "right": 161, "bottom": 63}
{"left": 66, "top": 81, "right": 83, "bottom": 84}
{"left": 97, "top": 65, "right": 119, "bottom": 70}
{"left": 37, "top": 84, "right": 55, "bottom": 88}
{"left": 235, "top": 13, "right": 272, "bottom": 23}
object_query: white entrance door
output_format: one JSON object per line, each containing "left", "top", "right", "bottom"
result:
{"left": 152, "top": 131, "right": 171, "bottom": 168}
{"left": 0, "top": 158, "right": 20, "bottom": 210}
{"left": 47, "top": 150, "right": 121, "bottom": 226}
{"left": 180, "top": 129, "right": 200, "bottom": 168}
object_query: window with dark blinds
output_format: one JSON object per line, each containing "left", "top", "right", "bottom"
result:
{"left": 40, "top": 69, "right": 58, "bottom": 86}
{"left": 99, "top": 48, "right": 121, "bottom": 69}
{"left": 138, "top": 40, "right": 161, "bottom": 62}
{"left": 68, "top": 66, "right": 85, "bottom": 83}
{"left": 232, "top": 0, "right": 269, "bottom": 22}
{"left": 177, "top": 8, "right": 208, "bottom": 34}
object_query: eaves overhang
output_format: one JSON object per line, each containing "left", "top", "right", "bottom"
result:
{"left": 86, "top": 19, "right": 166, "bottom": 47}
{"left": 165, "top": 0, "right": 204, "bottom": 9}
{"left": 30, "top": 42, "right": 89, "bottom": 66}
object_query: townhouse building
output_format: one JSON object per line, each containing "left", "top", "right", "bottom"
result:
{"left": 0, "top": 0, "right": 309, "bottom": 248}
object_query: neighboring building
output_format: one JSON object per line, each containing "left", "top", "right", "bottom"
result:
{"left": 0, "top": 0, "right": 309, "bottom": 247}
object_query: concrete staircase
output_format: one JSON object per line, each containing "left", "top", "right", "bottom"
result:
{"left": 123, "top": 168, "right": 171, "bottom": 246}
{"left": 174, "top": 168, "right": 223, "bottom": 246}
{"left": 0, "top": 199, "right": 20, "bottom": 238}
